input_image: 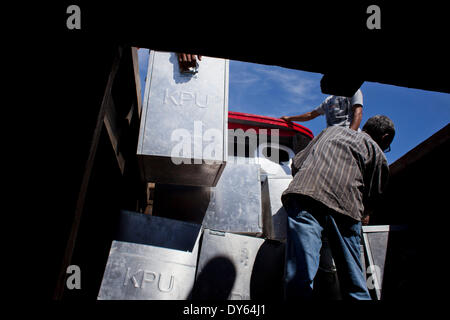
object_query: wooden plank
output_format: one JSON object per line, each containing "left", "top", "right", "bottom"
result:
{"left": 131, "top": 47, "right": 142, "bottom": 118}
{"left": 104, "top": 46, "right": 141, "bottom": 175}
{"left": 389, "top": 124, "right": 450, "bottom": 176}
{"left": 53, "top": 46, "right": 124, "bottom": 300}
{"left": 103, "top": 96, "right": 126, "bottom": 174}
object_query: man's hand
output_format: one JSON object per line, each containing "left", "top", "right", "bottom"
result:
{"left": 362, "top": 215, "right": 370, "bottom": 226}
{"left": 280, "top": 116, "right": 292, "bottom": 122}
{"left": 177, "top": 53, "right": 202, "bottom": 72}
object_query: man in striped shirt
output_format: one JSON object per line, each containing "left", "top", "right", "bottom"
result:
{"left": 282, "top": 115, "right": 395, "bottom": 300}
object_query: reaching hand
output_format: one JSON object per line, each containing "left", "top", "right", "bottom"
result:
{"left": 362, "top": 215, "right": 370, "bottom": 226}
{"left": 178, "top": 53, "right": 202, "bottom": 72}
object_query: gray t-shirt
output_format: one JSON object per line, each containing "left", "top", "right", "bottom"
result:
{"left": 314, "top": 89, "right": 363, "bottom": 128}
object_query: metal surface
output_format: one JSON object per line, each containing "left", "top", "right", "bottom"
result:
{"left": 227, "top": 155, "right": 256, "bottom": 165}
{"left": 137, "top": 50, "right": 229, "bottom": 186}
{"left": 152, "top": 162, "right": 268, "bottom": 235}
{"left": 98, "top": 212, "right": 202, "bottom": 300}
{"left": 261, "top": 175, "right": 292, "bottom": 241}
{"left": 115, "top": 210, "right": 202, "bottom": 251}
{"left": 366, "top": 231, "right": 389, "bottom": 284}
{"left": 152, "top": 184, "right": 211, "bottom": 225}
{"left": 255, "top": 144, "right": 295, "bottom": 178}
{"left": 360, "top": 225, "right": 408, "bottom": 300}
{"left": 362, "top": 227, "right": 389, "bottom": 300}
{"left": 192, "top": 229, "right": 285, "bottom": 300}
{"left": 203, "top": 163, "right": 268, "bottom": 236}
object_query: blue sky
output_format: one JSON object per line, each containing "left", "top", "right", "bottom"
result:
{"left": 138, "top": 49, "right": 450, "bottom": 164}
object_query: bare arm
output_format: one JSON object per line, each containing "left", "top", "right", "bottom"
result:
{"left": 350, "top": 105, "right": 363, "bottom": 131}
{"left": 281, "top": 110, "right": 321, "bottom": 122}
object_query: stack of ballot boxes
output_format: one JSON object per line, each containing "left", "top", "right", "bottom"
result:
{"left": 148, "top": 160, "right": 285, "bottom": 300}
{"left": 98, "top": 50, "right": 287, "bottom": 300}
{"left": 192, "top": 159, "right": 286, "bottom": 300}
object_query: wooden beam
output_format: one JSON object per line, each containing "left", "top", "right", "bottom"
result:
{"left": 53, "top": 46, "right": 124, "bottom": 300}
{"left": 131, "top": 47, "right": 142, "bottom": 117}
{"left": 389, "top": 124, "right": 450, "bottom": 177}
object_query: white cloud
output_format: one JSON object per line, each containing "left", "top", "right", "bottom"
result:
{"left": 229, "top": 60, "right": 330, "bottom": 119}
{"left": 253, "top": 66, "right": 320, "bottom": 104}
{"left": 230, "top": 70, "right": 260, "bottom": 86}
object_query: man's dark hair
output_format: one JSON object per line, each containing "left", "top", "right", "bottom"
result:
{"left": 362, "top": 115, "right": 395, "bottom": 143}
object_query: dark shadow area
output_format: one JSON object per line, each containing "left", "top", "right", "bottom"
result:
{"left": 64, "top": 128, "right": 137, "bottom": 300}
{"left": 250, "top": 240, "right": 286, "bottom": 300}
{"left": 293, "top": 132, "right": 312, "bottom": 155}
{"left": 379, "top": 228, "right": 414, "bottom": 300}
{"left": 190, "top": 256, "right": 237, "bottom": 300}
{"left": 313, "top": 240, "right": 342, "bottom": 300}
{"left": 271, "top": 207, "right": 288, "bottom": 240}
{"left": 313, "top": 269, "right": 342, "bottom": 300}
{"left": 152, "top": 184, "right": 211, "bottom": 225}
{"left": 260, "top": 178, "right": 274, "bottom": 238}
{"left": 115, "top": 210, "right": 202, "bottom": 252}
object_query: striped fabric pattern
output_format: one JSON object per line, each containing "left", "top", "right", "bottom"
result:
{"left": 282, "top": 126, "right": 389, "bottom": 221}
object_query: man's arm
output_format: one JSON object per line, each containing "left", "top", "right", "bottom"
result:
{"left": 350, "top": 105, "right": 363, "bottom": 130}
{"left": 281, "top": 110, "right": 321, "bottom": 123}
{"left": 350, "top": 89, "right": 363, "bottom": 130}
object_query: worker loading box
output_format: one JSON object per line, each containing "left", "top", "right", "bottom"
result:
{"left": 137, "top": 51, "right": 229, "bottom": 187}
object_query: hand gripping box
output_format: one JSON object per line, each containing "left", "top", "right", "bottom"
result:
{"left": 137, "top": 51, "right": 229, "bottom": 187}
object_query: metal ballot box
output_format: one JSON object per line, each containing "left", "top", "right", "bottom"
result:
{"left": 261, "top": 175, "right": 292, "bottom": 241}
{"left": 137, "top": 51, "right": 229, "bottom": 187}
{"left": 192, "top": 229, "right": 285, "bottom": 300}
{"left": 361, "top": 225, "right": 407, "bottom": 300}
{"left": 152, "top": 163, "right": 269, "bottom": 236}
{"left": 202, "top": 163, "right": 270, "bottom": 236}
{"left": 98, "top": 212, "right": 202, "bottom": 300}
